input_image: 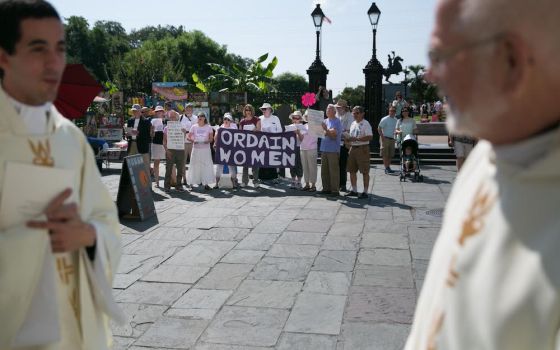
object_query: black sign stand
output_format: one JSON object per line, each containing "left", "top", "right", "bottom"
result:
{"left": 116, "top": 154, "right": 156, "bottom": 221}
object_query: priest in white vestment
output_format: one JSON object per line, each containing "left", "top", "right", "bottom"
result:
{"left": 405, "top": 0, "right": 560, "bottom": 349}
{"left": 0, "top": 1, "right": 122, "bottom": 349}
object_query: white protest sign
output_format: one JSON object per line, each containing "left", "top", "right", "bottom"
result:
{"left": 306, "top": 109, "right": 325, "bottom": 138}
{"left": 166, "top": 121, "right": 185, "bottom": 150}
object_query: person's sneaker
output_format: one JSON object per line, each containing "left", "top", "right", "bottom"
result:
{"left": 385, "top": 167, "right": 394, "bottom": 174}
{"left": 345, "top": 191, "right": 359, "bottom": 197}
{"left": 204, "top": 185, "right": 211, "bottom": 191}
{"left": 175, "top": 186, "right": 185, "bottom": 192}
{"left": 213, "top": 185, "right": 220, "bottom": 190}
{"left": 358, "top": 192, "right": 369, "bottom": 199}
{"left": 163, "top": 187, "right": 171, "bottom": 193}
{"left": 296, "top": 183, "right": 302, "bottom": 189}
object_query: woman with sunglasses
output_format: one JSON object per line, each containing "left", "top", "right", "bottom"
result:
{"left": 239, "top": 104, "right": 261, "bottom": 188}
{"left": 395, "top": 107, "right": 418, "bottom": 143}
{"left": 285, "top": 111, "right": 305, "bottom": 189}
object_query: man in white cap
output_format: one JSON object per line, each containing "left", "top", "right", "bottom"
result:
{"left": 0, "top": 1, "right": 122, "bottom": 348}
{"left": 406, "top": 0, "right": 560, "bottom": 348}
{"left": 259, "top": 103, "right": 282, "bottom": 183}
{"left": 180, "top": 102, "right": 195, "bottom": 187}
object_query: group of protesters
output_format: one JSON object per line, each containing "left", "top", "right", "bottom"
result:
{"left": 125, "top": 99, "right": 376, "bottom": 198}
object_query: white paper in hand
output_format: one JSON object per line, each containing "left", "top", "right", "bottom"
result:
{"left": 0, "top": 162, "right": 75, "bottom": 230}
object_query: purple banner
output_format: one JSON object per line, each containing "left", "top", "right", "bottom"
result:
{"left": 214, "top": 128, "right": 297, "bottom": 168}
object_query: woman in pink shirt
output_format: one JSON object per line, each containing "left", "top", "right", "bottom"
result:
{"left": 187, "top": 112, "right": 215, "bottom": 190}
{"left": 299, "top": 111, "right": 319, "bottom": 192}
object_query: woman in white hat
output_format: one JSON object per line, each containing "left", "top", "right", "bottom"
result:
{"left": 150, "top": 105, "right": 166, "bottom": 187}
{"left": 214, "top": 113, "right": 239, "bottom": 189}
{"left": 299, "top": 111, "right": 318, "bottom": 192}
{"left": 286, "top": 111, "right": 305, "bottom": 189}
{"left": 187, "top": 112, "right": 215, "bottom": 190}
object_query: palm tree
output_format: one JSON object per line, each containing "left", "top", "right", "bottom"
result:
{"left": 192, "top": 53, "right": 278, "bottom": 93}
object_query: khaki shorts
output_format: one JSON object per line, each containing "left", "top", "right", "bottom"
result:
{"left": 347, "top": 145, "right": 370, "bottom": 174}
{"left": 453, "top": 141, "right": 474, "bottom": 158}
{"left": 381, "top": 137, "right": 396, "bottom": 159}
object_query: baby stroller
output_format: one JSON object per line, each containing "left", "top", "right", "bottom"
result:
{"left": 399, "top": 135, "right": 423, "bottom": 182}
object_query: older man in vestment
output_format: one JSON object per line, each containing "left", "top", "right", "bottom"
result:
{"left": 406, "top": 0, "right": 560, "bottom": 349}
{"left": 0, "top": 1, "right": 122, "bottom": 349}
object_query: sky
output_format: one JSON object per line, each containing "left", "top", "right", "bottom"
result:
{"left": 49, "top": 0, "right": 437, "bottom": 95}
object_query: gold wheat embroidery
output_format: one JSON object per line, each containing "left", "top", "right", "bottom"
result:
{"left": 28, "top": 139, "right": 54, "bottom": 167}
{"left": 427, "top": 311, "right": 445, "bottom": 350}
{"left": 446, "top": 255, "right": 460, "bottom": 288}
{"left": 458, "top": 186, "right": 495, "bottom": 246}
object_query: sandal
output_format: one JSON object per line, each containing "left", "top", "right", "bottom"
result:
{"left": 309, "top": 186, "right": 316, "bottom": 192}
{"left": 301, "top": 185, "right": 311, "bottom": 191}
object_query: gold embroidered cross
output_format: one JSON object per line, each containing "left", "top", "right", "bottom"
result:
{"left": 56, "top": 257, "right": 75, "bottom": 285}
{"left": 458, "top": 186, "right": 495, "bottom": 246}
{"left": 28, "top": 139, "right": 54, "bottom": 167}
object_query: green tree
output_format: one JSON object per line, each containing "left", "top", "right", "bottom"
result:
{"left": 335, "top": 85, "right": 365, "bottom": 107}
{"left": 194, "top": 53, "right": 278, "bottom": 93}
{"left": 408, "top": 65, "right": 439, "bottom": 103}
{"left": 273, "top": 72, "right": 308, "bottom": 92}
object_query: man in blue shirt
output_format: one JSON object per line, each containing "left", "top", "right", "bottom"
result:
{"left": 378, "top": 106, "right": 398, "bottom": 173}
{"left": 320, "top": 104, "right": 342, "bottom": 196}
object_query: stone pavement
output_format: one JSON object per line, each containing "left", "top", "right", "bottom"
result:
{"left": 102, "top": 163, "right": 456, "bottom": 350}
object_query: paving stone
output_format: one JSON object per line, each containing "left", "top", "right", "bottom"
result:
{"left": 195, "top": 343, "right": 272, "bottom": 350}
{"left": 286, "top": 219, "right": 334, "bottom": 233}
{"left": 227, "top": 280, "right": 302, "bottom": 309}
{"left": 354, "top": 265, "right": 414, "bottom": 289}
{"left": 363, "top": 220, "right": 408, "bottom": 234}
{"left": 345, "top": 286, "right": 416, "bottom": 324}
{"left": 165, "top": 307, "right": 218, "bottom": 320}
{"left": 113, "top": 336, "right": 135, "bottom": 350}
{"left": 296, "top": 209, "right": 339, "bottom": 220}
{"left": 303, "top": 271, "right": 351, "bottom": 295}
{"left": 276, "top": 333, "right": 337, "bottom": 350}
{"left": 251, "top": 212, "right": 299, "bottom": 234}
{"left": 201, "top": 306, "right": 289, "bottom": 347}
{"left": 339, "top": 322, "right": 410, "bottom": 350}
{"left": 144, "top": 227, "right": 202, "bottom": 242}
{"left": 173, "top": 289, "right": 233, "bottom": 309}
{"left": 235, "top": 234, "right": 278, "bottom": 250}
{"left": 276, "top": 232, "right": 324, "bottom": 245}
{"left": 196, "top": 227, "right": 250, "bottom": 241}
{"left": 117, "top": 254, "right": 159, "bottom": 274}
{"left": 141, "top": 265, "right": 210, "bottom": 284}
{"left": 113, "top": 273, "right": 142, "bottom": 289}
{"left": 365, "top": 209, "right": 393, "bottom": 221}
{"left": 196, "top": 263, "right": 254, "bottom": 290}
{"left": 413, "top": 259, "right": 430, "bottom": 281}
{"left": 220, "top": 249, "right": 265, "bottom": 264}
{"left": 164, "top": 216, "right": 222, "bottom": 229}
{"left": 266, "top": 244, "right": 320, "bottom": 258}
{"left": 322, "top": 236, "right": 360, "bottom": 251}
{"left": 165, "top": 240, "right": 236, "bottom": 267}
{"left": 250, "top": 257, "right": 313, "bottom": 281}
{"left": 328, "top": 222, "right": 364, "bottom": 237}
{"left": 115, "top": 282, "right": 190, "bottom": 305}
{"left": 135, "top": 317, "right": 209, "bottom": 349}
{"left": 111, "top": 303, "right": 167, "bottom": 337}
{"left": 312, "top": 250, "right": 357, "bottom": 272}
{"left": 335, "top": 213, "right": 367, "bottom": 223}
{"left": 357, "top": 249, "right": 411, "bottom": 267}
{"left": 282, "top": 197, "right": 312, "bottom": 207}
{"left": 284, "top": 293, "right": 346, "bottom": 335}
{"left": 214, "top": 216, "right": 264, "bottom": 229}
{"left": 121, "top": 233, "right": 142, "bottom": 247}
{"left": 361, "top": 233, "right": 409, "bottom": 250}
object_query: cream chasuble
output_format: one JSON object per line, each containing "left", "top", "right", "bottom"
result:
{"left": 405, "top": 129, "right": 560, "bottom": 350}
{"left": 0, "top": 88, "right": 124, "bottom": 350}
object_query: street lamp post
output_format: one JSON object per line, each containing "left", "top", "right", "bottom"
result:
{"left": 307, "top": 4, "right": 329, "bottom": 94}
{"left": 363, "top": 2, "right": 383, "bottom": 150}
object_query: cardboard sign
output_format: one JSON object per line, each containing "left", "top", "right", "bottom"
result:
{"left": 166, "top": 121, "right": 185, "bottom": 150}
{"left": 116, "top": 154, "right": 156, "bottom": 221}
{"left": 214, "top": 128, "right": 297, "bottom": 168}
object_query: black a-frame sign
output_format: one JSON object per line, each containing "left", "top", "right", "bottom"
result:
{"left": 116, "top": 154, "right": 156, "bottom": 221}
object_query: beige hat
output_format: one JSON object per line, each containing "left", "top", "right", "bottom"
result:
{"left": 154, "top": 105, "right": 165, "bottom": 112}
{"left": 223, "top": 113, "right": 234, "bottom": 121}
{"left": 335, "top": 99, "right": 349, "bottom": 109}
{"left": 289, "top": 110, "right": 303, "bottom": 120}
{"left": 130, "top": 103, "right": 142, "bottom": 111}
{"left": 259, "top": 103, "right": 274, "bottom": 112}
